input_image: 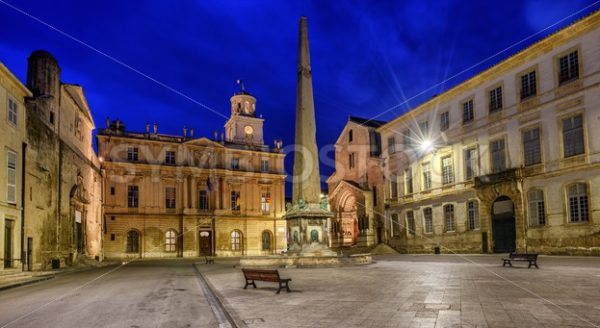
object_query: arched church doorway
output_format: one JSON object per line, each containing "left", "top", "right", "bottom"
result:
{"left": 491, "top": 196, "right": 516, "bottom": 253}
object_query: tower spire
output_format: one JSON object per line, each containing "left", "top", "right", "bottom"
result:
{"left": 292, "top": 16, "right": 321, "bottom": 205}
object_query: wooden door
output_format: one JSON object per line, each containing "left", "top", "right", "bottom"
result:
{"left": 199, "top": 231, "right": 212, "bottom": 256}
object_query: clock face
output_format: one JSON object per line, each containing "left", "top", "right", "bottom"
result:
{"left": 244, "top": 125, "right": 254, "bottom": 135}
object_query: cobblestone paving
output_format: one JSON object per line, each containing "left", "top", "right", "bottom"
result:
{"left": 201, "top": 255, "right": 600, "bottom": 328}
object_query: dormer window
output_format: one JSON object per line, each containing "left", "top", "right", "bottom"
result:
{"left": 231, "top": 158, "right": 240, "bottom": 170}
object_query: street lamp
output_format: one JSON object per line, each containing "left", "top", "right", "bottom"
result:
{"left": 420, "top": 139, "right": 433, "bottom": 153}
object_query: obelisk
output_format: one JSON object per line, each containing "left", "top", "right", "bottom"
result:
{"left": 284, "top": 17, "right": 335, "bottom": 256}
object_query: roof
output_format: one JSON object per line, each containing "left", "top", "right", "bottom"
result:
{"left": 377, "top": 8, "right": 600, "bottom": 132}
{"left": 0, "top": 61, "right": 33, "bottom": 97}
{"left": 349, "top": 116, "right": 387, "bottom": 128}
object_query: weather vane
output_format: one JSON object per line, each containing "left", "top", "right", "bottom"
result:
{"left": 236, "top": 79, "right": 246, "bottom": 92}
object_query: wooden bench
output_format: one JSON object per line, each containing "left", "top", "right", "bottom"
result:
{"left": 204, "top": 256, "right": 214, "bottom": 264}
{"left": 502, "top": 253, "right": 539, "bottom": 268}
{"left": 242, "top": 268, "right": 291, "bottom": 294}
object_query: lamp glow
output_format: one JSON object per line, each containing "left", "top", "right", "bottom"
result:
{"left": 420, "top": 139, "right": 433, "bottom": 152}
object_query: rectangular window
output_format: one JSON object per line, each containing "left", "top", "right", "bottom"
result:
{"left": 440, "top": 111, "right": 449, "bottom": 131}
{"left": 423, "top": 208, "right": 433, "bottom": 234}
{"left": 127, "top": 185, "right": 139, "bottom": 208}
{"left": 165, "top": 187, "right": 176, "bottom": 209}
{"left": 127, "top": 147, "right": 139, "bottom": 161}
{"left": 462, "top": 100, "right": 474, "bottom": 123}
{"left": 489, "top": 86, "right": 503, "bottom": 111}
{"left": 231, "top": 158, "right": 240, "bottom": 170}
{"left": 419, "top": 121, "right": 429, "bottom": 137}
{"left": 559, "top": 50, "right": 579, "bottom": 85}
{"left": 348, "top": 130, "right": 353, "bottom": 142}
{"left": 261, "top": 192, "right": 271, "bottom": 213}
{"left": 491, "top": 139, "right": 506, "bottom": 173}
{"left": 467, "top": 201, "right": 479, "bottom": 230}
{"left": 390, "top": 175, "right": 398, "bottom": 198}
{"left": 465, "top": 147, "right": 477, "bottom": 179}
{"left": 110, "top": 187, "right": 115, "bottom": 195}
{"left": 406, "top": 211, "right": 415, "bottom": 235}
{"left": 8, "top": 98, "right": 17, "bottom": 125}
{"left": 7, "top": 150, "right": 17, "bottom": 204}
{"left": 442, "top": 156, "right": 454, "bottom": 185}
{"left": 422, "top": 163, "right": 431, "bottom": 190}
{"left": 523, "top": 128, "right": 542, "bottom": 166}
{"left": 231, "top": 191, "right": 241, "bottom": 211}
{"left": 49, "top": 111, "right": 55, "bottom": 125}
{"left": 520, "top": 71, "right": 537, "bottom": 100}
{"left": 387, "top": 136, "right": 396, "bottom": 154}
{"left": 444, "top": 204, "right": 455, "bottom": 232}
{"left": 391, "top": 213, "right": 400, "bottom": 237}
{"left": 403, "top": 129, "right": 412, "bottom": 147}
{"left": 199, "top": 190, "right": 209, "bottom": 210}
{"left": 405, "top": 168, "right": 413, "bottom": 194}
{"left": 568, "top": 184, "right": 588, "bottom": 223}
{"left": 165, "top": 151, "right": 176, "bottom": 164}
{"left": 563, "top": 114, "right": 585, "bottom": 158}
{"left": 528, "top": 190, "right": 545, "bottom": 226}
{"left": 349, "top": 153, "right": 355, "bottom": 169}
{"left": 260, "top": 159, "right": 269, "bottom": 172}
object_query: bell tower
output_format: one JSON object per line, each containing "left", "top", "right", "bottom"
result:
{"left": 224, "top": 80, "right": 264, "bottom": 145}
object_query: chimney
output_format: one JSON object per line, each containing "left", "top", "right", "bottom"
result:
{"left": 190, "top": 128, "right": 194, "bottom": 138}
{"left": 146, "top": 122, "right": 150, "bottom": 134}
{"left": 153, "top": 122, "right": 158, "bottom": 135}
{"left": 183, "top": 126, "right": 187, "bottom": 138}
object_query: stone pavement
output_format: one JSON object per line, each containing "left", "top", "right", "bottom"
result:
{"left": 199, "top": 255, "right": 600, "bottom": 328}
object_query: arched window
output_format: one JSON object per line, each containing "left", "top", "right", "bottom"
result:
{"left": 231, "top": 230, "right": 242, "bottom": 251}
{"left": 528, "top": 189, "right": 545, "bottom": 226}
{"left": 261, "top": 230, "right": 271, "bottom": 251}
{"left": 126, "top": 230, "right": 139, "bottom": 253}
{"left": 568, "top": 183, "right": 589, "bottom": 222}
{"left": 310, "top": 230, "right": 319, "bottom": 242}
{"left": 165, "top": 230, "right": 177, "bottom": 252}
{"left": 467, "top": 201, "right": 479, "bottom": 230}
{"left": 444, "top": 204, "right": 455, "bottom": 232}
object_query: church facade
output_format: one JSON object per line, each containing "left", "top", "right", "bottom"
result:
{"left": 327, "top": 117, "right": 386, "bottom": 249}
{"left": 377, "top": 11, "right": 600, "bottom": 255}
{"left": 98, "top": 90, "right": 287, "bottom": 258}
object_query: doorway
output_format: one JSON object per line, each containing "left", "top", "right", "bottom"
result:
{"left": 199, "top": 231, "right": 212, "bottom": 256}
{"left": 491, "top": 196, "right": 516, "bottom": 253}
{"left": 4, "top": 220, "right": 12, "bottom": 268}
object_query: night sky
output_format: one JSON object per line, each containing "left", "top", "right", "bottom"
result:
{"left": 1, "top": 0, "right": 597, "bottom": 196}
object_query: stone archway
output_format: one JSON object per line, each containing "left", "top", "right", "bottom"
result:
{"left": 338, "top": 192, "right": 358, "bottom": 247}
{"left": 491, "top": 196, "right": 516, "bottom": 253}
{"left": 475, "top": 171, "right": 525, "bottom": 254}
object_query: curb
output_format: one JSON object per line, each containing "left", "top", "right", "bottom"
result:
{"left": 0, "top": 275, "right": 55, "bottom": 291}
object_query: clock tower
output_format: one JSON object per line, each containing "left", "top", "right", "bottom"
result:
{"left": 224, "top": 83, "right": 264, "bottom": 145}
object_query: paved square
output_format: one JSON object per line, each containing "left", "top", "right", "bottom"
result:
{"left": 200, "top": 255, "right": 600, "bottom": 328}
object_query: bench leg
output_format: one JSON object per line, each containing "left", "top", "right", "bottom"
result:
{"left": 276, "top": 284, "right": 282, "bottom": 294}
{"left": 285, "top": 281, "right": 291, "bottom": 293}
{"left": 244, "top": 280, "right": 256, "bottom": 289}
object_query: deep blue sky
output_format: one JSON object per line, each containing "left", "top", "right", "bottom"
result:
{"left": 1, "top": 0, "right": 597, "bottom": 195}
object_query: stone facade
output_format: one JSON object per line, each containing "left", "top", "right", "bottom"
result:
{"left": 327, "top": 117, "right": 386, "bottom": 248}
{"left": 98, "top": 90, "right": 286, "bottom": 259}
{"left": 23, "top": 51, "right": 103, "bottom": 270}
{"left": 377, "top": 12, "right": 600, "bottom": 255}
{"left": 0, "top": 62, "right": 31, "bottom": 271}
